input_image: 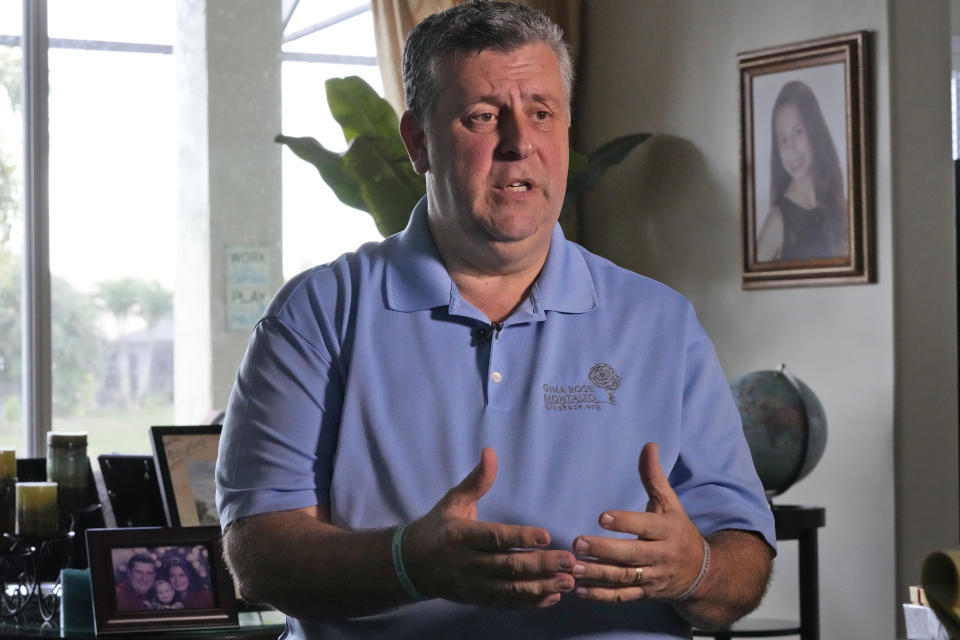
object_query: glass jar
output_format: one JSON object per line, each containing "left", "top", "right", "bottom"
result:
{"left": 46, "top": 432, "right": 88, "bottom": 511}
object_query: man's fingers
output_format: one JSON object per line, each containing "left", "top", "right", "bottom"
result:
{"left": 574, "top": 584, "right": 646, "bottom": 603}
{"left": 467, "top": 548, "right": 575, "bottom": 578}
{"left": 573, "top": 534, "right": 663, "bottom": 567}
{"left": 638, "top": 442, "right": 681, "bottom": 514}
{"left": 476, "top": 574, "right": 576, "bottom": 608}
{"left": 597, "top": 510, "right": 669, "bottom": 540}
{"left": 572, "top": 560, "right": 668, "bottom": 593}
{"left": 456, "top": 519, "right": 554, "bottom": 551}
{"left": 442, "top": 447, "right": 498, "bottom": 516}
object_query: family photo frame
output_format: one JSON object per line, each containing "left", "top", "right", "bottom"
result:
{"left": 85, "top": 526, "right": 237, "bottom": 634}
{"left": 738, "top": 31, "right": 873, "bottom": 288}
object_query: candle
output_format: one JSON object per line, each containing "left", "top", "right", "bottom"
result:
{"left": 47, "top": 432, "right": 88, "bottom": 511}
{"left": 0, "top": 449, "right": 15, "bottom": 535}
{"left": 16, "top": 482, "right": 58, "bottom": 537}
{"left": 0, "top": 449, "right": 15, "bottom": 479}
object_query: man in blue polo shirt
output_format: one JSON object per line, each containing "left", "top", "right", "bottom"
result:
{"left": 216, "top": 2, "right": 775, "bottom": 638}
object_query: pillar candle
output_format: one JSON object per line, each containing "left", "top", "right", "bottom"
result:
{"left": 16, "top": 482, "right": 58, "bottom": 537}
{"left": 0, "top": 449, "right": 15, "bottom": 479}
{"left": 47, "top": 432, "right": 88, "bottom": 511}
{"left": 0, "top": 449, "right": 15, "bottom": 535}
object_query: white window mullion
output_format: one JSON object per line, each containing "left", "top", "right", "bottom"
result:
{"left": 21, "top": 0, "right": 50, "bottom": 457}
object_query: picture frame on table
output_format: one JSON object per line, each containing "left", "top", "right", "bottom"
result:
{"left": 150, "top": 425, "right": 221, "bottom": 528}
{"left": 85, "top": 525, "right": 237, "bottom": 635}
{"left": 738, "top": 31, "right": 873, "bottom": 289}
{"left": 98, "top": 454, "right": 167, "bottom": 528}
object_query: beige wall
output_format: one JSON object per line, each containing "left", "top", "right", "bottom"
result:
{"left": 578, "top": 0, "right": 957, "bottom": 637}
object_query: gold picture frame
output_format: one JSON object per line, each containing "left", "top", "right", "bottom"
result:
{"left": 738, "top": 31, "right": 874, "bottom": 288}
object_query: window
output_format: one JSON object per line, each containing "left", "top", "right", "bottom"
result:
{"left": 2, "top": 0, "right": 383, "bottom": 457}
{"left": 46, "top": 0, "right": 177, "bottom": 455}
{"left": 0, "top": 3, "right": 24, "bottom": 451}
{"left": 281, "top": 1, "right": 383, "bottom": 277}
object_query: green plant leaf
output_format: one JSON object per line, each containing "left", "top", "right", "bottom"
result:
{"left": 342, "top": 134, "right": 426, "bottom": 237}
{"left": 326, "top": 76, "right": 402, "bottom": 148}
{"left": 568, "top": 149, "right": 589, "bottom": 178}
{"left": 275, "top": 134, "right": 365, "bottom": 211}
{"left": 563, "top": 133, "right": 651, "bottom": 212}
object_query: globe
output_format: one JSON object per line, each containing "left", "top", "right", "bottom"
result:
{"left": 730, "top": 365, "right": 827, "bottom": 499}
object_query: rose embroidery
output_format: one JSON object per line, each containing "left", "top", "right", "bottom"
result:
{"left": 588, "top": 363, "right": 621, "bottom": 404}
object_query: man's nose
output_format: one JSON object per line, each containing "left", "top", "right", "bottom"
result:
{"left": 497, "top": 112, "right": 534, "bottom": 159}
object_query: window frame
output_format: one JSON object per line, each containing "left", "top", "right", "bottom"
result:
{"left": 13, "top": 0, "right": 376, "bottom": 455}
{"left": 21, "top": 0, "right": 50, "bottom": 456}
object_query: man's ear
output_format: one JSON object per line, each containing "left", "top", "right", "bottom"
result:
{"left": 400, "top": 110, "right": 429, "bottom": 175}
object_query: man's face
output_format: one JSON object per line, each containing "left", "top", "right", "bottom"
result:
{"left": 403, "top": 43, "right": 570, "bottom": 265}
{"left": 129, "top": 560, "right": 156, "bottom": 595}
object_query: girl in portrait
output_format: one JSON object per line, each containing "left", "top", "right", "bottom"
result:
{"left": 756, "top": 80, "right": 848, "bottom": 262}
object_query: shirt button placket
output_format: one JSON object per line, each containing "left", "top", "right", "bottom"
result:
{"left": 487, "top": 332, "right": 509, "bottom": 409}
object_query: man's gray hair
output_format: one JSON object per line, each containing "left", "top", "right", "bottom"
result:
{"left": 401, "top": 0, "right": 574, "bottom": 120}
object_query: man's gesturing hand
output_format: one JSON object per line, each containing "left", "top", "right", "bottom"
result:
{"left": 403, "top": 447, "right": 576, "bottom": 608}
{"left": 571, "top": 442, "right": 705, "bottom": 602}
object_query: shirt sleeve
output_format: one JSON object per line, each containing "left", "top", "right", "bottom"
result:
{"left": 669, "top": 308, "right": 777, "bottom": 552}
{"left": 216, "top": 316, "right": 344, "bottom": 529}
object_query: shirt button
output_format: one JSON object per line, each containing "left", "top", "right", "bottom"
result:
{"left": 490, "top": 371, "right": 503, "bottom": 383}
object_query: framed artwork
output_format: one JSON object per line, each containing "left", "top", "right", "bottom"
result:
{"left": 150, "top": 425, "right": 221, "bottom": 528}
{"left": 98, "top": 454, "right": 167, "bottom": 528}
{"left": 738, "top": 31, "right": 873, "bottom": 288}
{"left": 86, "top": 526, "right": 237, "bottom": 634}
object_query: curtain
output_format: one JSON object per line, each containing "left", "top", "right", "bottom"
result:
{"left": 370, "top": 0, "right": 459, "bottom": 115}
{"left": 371, "top": 0, "right": 583, "bottom": 115}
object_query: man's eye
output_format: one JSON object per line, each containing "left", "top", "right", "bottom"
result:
{"left": 471, "top": 113, "right": 496, "bottom": 123}
{"left": 534, "top": 110, "right": 550, "bottom": 120}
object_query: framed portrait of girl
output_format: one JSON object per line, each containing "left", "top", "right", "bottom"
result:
{"left": 738, "top": 31, "right": 873, "bottom": 288}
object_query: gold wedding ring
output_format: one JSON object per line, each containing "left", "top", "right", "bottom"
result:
{"left": 634, "top": 566, "right": 644, "bottom": 584}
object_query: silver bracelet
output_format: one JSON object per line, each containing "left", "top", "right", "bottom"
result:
{"left": 675, "top": 537, "right": 711, "bottom": 602}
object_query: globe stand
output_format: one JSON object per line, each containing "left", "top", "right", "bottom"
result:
{"left": 693, "top": 505, "right": 825, "bottom": 640}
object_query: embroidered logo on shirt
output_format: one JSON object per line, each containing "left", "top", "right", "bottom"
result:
{"left": 542, "top": 363, "right": 621, "bottom": 411}
{"left": 588, "top": 363, "right": 621, "bottom": 404}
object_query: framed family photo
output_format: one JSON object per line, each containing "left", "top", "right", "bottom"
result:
{"left": 86, "top": 526, "right": 237, "bottom": 634}
{"left": 738, "top": 31, "right": 873, "bottom": 288}
{"left": 150, "top": 425, "right": 221, "bottom": 528}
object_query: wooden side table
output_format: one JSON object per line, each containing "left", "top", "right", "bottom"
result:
{"left": 693, "top": 505, "right": 825, "bottom": 640}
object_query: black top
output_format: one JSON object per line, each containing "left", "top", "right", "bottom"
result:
{"left": 778, "top": 197, "right": 845, "bottom": 260}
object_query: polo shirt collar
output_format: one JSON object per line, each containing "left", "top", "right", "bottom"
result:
{"left": 385, "top": 197, "right": 597, "bottom": 316}
{"left": 385, "top": 197, "right": 451, "bottom": 312}
{"left": 532, "top": 222, "right": 598, "bottom": 314}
